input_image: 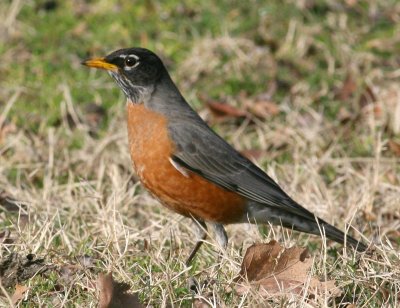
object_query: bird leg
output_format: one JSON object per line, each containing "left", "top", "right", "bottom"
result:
{"left": 211, "top": 223, "right": 228, "bottom": 250}
{"left": 186, "top": 222, "right": 227, "bottom": 294}
{"left": 185, "top": 219, "right": 207, "bottom": 266}
{"left": 210, "top": 223, "right": 228, "bottom": 269}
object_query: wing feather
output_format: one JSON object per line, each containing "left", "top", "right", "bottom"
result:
{"left": 169, "top": 121, "right": 320, "bottom": 222}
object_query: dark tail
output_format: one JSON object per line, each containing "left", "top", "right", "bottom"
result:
{"left": 319, "top": 221, "right": 368, "bottom": 252}
{"left": 280, "top": 199, "right": 368, "bottom": 252}
{"left": 285, "top": 216, "right": 368, "bottom": 252}
{"left": 248, "top": 202, "right": 368, "bottom": 251}
{"left": 277, "top": 209, "right": 368, "bottom": 252}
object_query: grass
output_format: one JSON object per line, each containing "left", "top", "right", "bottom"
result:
{"left": 1, "top": 0, "right": 400, "bottom": 306}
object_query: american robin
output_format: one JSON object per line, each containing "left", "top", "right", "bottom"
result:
{"left": 83, "top": 48, "right": 367, "bottom": 264}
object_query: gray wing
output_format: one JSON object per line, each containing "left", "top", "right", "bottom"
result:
{"left": 169, "top": 120, "right": 320, "bottom": 221}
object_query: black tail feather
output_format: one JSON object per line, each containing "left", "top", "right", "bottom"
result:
{"left": 321, "top": 222, "right": 367, "bottom": 252}
{"left": 279, "top": 213, "right": 368, "bottom": 252}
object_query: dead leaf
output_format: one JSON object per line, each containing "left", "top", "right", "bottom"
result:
{"left": 98, "top": 273, "right": 118, "bottom": 308}
{"left": 236, "top": 241, "right": 341, "bottom": 298}
{"left": 97, "top": 272, "right": 142, "bottom": 308}
{"left": 205, "top": 99, "right": 247, "bottom": 119}
{"left": 11, "top": 284, "right": 28, "bottom": 304}
{"left": 388, "top": 140, "right": 400, "bottom": 157}
{"left": 247, "top": 100, "right": 280, "bottom": 118}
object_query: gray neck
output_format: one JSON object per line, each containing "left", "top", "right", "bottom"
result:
{"left": 145, "top": 70, "right": 200, "bottom": 121}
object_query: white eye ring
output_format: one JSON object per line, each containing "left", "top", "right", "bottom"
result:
{"left": 124, "top": 55, "right": 139, "bottom": 69}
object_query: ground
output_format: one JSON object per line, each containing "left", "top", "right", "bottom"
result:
{"left": 0, "top": 0, "right": 399, "bottom": 306}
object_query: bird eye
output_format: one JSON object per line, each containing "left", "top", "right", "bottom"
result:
{"left": 125, "top": 56, "right": 138, "bottom": 67}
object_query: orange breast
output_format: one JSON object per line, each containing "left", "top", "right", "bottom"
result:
{"left": 126, "top": 103, "right": 247, "bottom": 224}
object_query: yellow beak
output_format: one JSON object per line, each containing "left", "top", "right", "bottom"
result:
{"left": 82, "top": 57, "right": 118, "bottom": 71}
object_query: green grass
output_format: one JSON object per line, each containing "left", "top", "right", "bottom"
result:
{"left": 1, "top": 0, "right": 400, "bottom": 306}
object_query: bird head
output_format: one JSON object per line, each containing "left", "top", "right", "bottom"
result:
{"left": 82, "top": 47, "right": 165, "bottom": 103}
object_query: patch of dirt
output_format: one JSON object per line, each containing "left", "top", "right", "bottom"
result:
{"left": 0, "top": 253, "right": 51, "bottom": 288}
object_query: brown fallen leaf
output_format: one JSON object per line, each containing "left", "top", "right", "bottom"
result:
{"left": 97, "top": 272, "right": 142, "bottom": 308}
{"left": 98, "top": 273, "right": 114, "bottom": 308}
{"left": 205, "top": 100, "right": 247, "bottom": 119}
{"left": 388, "top": 140, "right": 400, "bottom": 157}
{"left": 236, "top": 241, "right": 341, "bottom": 298}
{"left": 247, "top": 100, "right": 280, "bottom": 118}
{"left": 11, "top": 284, "right": 28, "bottom": 304}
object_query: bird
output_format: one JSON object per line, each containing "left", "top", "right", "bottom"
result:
{"left": 82, "top": 47, "right": 367, "bottom": 264}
